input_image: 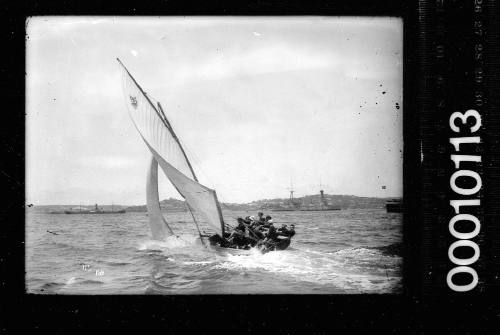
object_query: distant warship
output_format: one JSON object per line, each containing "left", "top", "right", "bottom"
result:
{"left": 271, "top": 189, "right": 341, "bottom": 212}
{"left": 299, "top": 190, "right": 341, "bottom": 211}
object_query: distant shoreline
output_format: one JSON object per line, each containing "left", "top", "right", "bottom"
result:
{"left": 27, "top": 194, "right": 402, "bottom": 213}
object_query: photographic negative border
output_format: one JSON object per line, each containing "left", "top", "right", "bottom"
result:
{"left": 3, "top": 0, "right": 500, "bottom": 332}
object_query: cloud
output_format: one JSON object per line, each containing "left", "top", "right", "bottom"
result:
{"left": 343, "top": 57, "right": 402, "bottom": 80}
{"left": 169, "top": 44, "right": 338, "bottom": 84}
{"left": 26, "top": 17, "right": 403, "bottom": 204}
{"left": 78, "top": 155, "right": 139, "bottom": 170}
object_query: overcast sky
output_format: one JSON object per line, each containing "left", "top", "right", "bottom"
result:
{"left": 26, "top": 16, "right": 403, "bottom": 205}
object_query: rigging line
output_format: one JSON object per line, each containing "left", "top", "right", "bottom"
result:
{"left": 181, "top": 141, "right": 279, "bottom": 209}
{"left": 157, "top": 195, "right": 191, "bottom": 244}
{"left": 180, "top": 144, "right": 234, "bottom": 213}
{"left": 213, "top": 191, "right": 226, "bottom": 236}
{"left": 161, "top": 216, "right": 176, "bottom": 236}
{"left": 165, "top": 178, "right": 202, "bottom": 241}
{"left": 156, "top": 102, "right": 198, "bottom": 182}
{"left": 169, "top": 127, "right": 234, "bottom": 215}
{"left": 185, "top": 202, "right": 206, "bottom": 247}
{"left": 174, "top": 135, "right": 233, "bottom": 214}
{"left": 181, "top": 144, "right": 213, "bottom": 185}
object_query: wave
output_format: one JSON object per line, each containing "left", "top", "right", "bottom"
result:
{"left": 66, "top": 276, "right": 79, "bottom": 285}
{"left": 210, "top": 245, "right": 401, "bottom": 293}
{"left": 330, "top": 243, "right": 402, "bottom": 258}
{"left": 37, "top": 281, "right": 66, "bottom": 293}
{"left": 137, "top": 234, "right": 199, "bottom": 250}
{"left": 45, "top": 241, "right": 97, "bottom": 254}
{"left": 31, "top": 276, "right": 104, "bottom": 293}
{"left": 62, "top": 276, "right": 106, "bottom": 287}
{"left": 99, "top": 260, "right": 132, "bottom": 266}
{"left": 78, "top": 279, "right": 105, "bottom": 285}
{"left": 180, "top": 260, "right": 215, "bottom": 265}
{"left": 48, "top": 241, "right": 80, "bottom": 250}
{"left": 369, "top": 243, "right": 403, "bottom": 257}
{"left": 145, "top": 281, "right": 170, "bottom": 294}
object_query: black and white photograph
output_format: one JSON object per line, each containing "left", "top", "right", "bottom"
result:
{"left": 26, "top": 16, "right": 403, "bottom": 294}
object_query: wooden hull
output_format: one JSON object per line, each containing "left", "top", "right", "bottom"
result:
{"left": 206, "top": 234, "right": 291, "bottom": 253}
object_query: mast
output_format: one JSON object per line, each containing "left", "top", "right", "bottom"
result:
{"left": 168, "top": 178, "right": 208, "bottom": 238}
{"left": 318, "top": 180, "right": 326, "bottom": 209}
{"left": 185, "top": 202, "right": 206, "bottom": 246}
{"left": 213, "top": 191, "right": 225, "bottom": 237}
{"left": 156, "top": 93, "right": 227, "bottom": 234}
{"left": 157, "top": 102, "right": 199, "bottom": 182}
{"left": 287, "top": 178, "right": 295, "bottom": 205}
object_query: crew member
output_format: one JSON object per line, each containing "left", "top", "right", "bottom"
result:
{"left": 227, "top": 218, "right": 247, "bottom": 246}
{"left": 277, "top": 223, "right": 295, "bottom": 238}
{"left": 262, "top": 219, "right": 273, "bottom": 229}
{"left": 264, "top": 221, "right": 279, "bottom": 242}
{"left": 277, "top": 224, "right": 289, "bottom": 235}
{"left": 285, "top": 224, "right": 296, "bottom": 237}
{"left": 248, "top": 223, "right": 265, "bottom": 239}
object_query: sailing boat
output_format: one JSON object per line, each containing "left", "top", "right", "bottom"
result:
{"left": 117, "top": 59, "right": 291, "bottom": 251}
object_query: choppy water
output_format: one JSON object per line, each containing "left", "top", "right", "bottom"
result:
{"left": 26, "top": 209, "right": 402, "bottom": 294}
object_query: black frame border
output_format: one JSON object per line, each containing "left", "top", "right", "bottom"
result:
{"left": 3, "top": 0, "right": 499, "bottom": 332}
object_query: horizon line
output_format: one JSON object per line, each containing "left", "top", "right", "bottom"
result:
{"left": 27, "top": 192, "right": 403, "bottom": 207}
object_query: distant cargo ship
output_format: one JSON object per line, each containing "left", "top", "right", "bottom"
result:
{"left": 270, "top": 207, "right": 297, "bottom": 212}
{"left": 64, "top": 204, "right": 126, "bottom": 214}
{"left": 300, "top": 206, "right": 340, "bottom": 211}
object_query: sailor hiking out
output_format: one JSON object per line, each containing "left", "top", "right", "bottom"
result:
{"left": 208, "top": 212, "right": 295, "bottom": 252}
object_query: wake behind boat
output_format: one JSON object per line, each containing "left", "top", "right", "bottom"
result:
{"left": 117, "top": 59, "right": 295, "bottom": 253}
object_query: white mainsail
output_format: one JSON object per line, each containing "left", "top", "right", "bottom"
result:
{"left": 117, "top": 58, "right": 225, "bottom": 238}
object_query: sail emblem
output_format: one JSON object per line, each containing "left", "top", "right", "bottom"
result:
{"left": 129, "top": 95, "right": 138, "bottom": 108}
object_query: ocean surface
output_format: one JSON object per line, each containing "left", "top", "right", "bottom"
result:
{"left": 26, "top": 209, "right": 402, "bottom": 294}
